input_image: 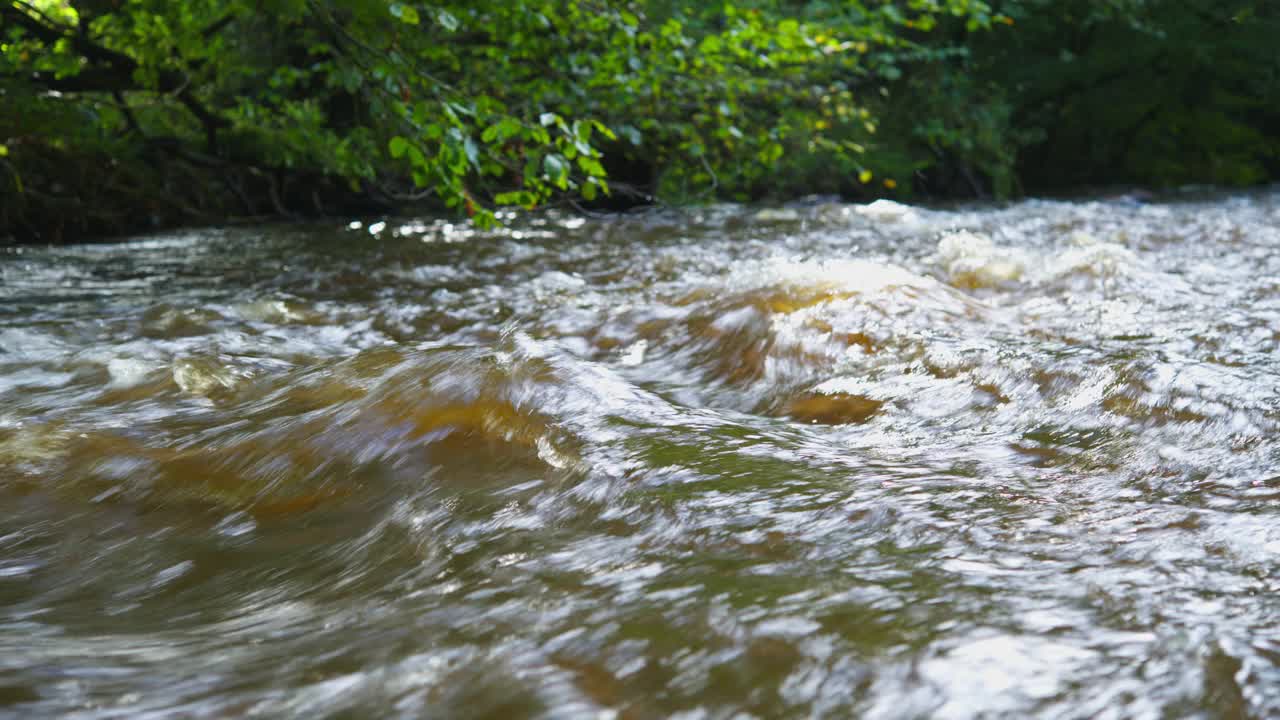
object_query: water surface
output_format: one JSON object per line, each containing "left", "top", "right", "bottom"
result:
{"left": 1, "top": 192, "right": 1278, "bottom": 718}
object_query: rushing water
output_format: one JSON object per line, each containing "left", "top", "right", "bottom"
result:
{"left": 1, "top": 191, "right": 1278, "bottom": 718}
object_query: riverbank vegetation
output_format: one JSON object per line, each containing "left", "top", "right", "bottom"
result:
{"left": 3, "top": 0, "right": 1278, "bottom": 241}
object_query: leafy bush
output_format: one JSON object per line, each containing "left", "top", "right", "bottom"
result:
{"left": 2, "top": 0, "right": 1278, "bottom": 240}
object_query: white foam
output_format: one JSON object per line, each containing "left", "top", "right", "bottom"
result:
{"left": 931, "top": 231, "right": 1026, "bottom": 288}
{"left": 733, "top": 257, "right": 932, "bottom": 296}
{"left": 107, "top": 357, "right": 157, "bottom": 388}
{"left": 854, "top": 199, "right": 919, "bottom": 224}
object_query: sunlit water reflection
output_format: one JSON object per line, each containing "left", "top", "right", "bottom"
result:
{"left": 1, "top": 190, "right": 1278, "bottom": 717}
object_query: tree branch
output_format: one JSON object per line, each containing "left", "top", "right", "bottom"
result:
{"left": 4, "top": 3, "right": 134, "bottom": 70}
{"left": 4, "top": 4, "right": 230, "bottom": 152}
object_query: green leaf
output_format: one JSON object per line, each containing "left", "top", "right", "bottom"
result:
{"left": 389, "top": 136, "right": 411, "bottom": 159}
{"left": 390, "top": 4, "right": 419, "bottom": 25}
{"left": 463, "top": 136, "right": 479, "bottom": 166}
{"left": 435, "top": 9, "right": 459, "bottom": 32}
{"left": 544, "top": 153, "right": 569, "bottom": 189}
{"left": 591, "top": 121, "right": 617, "bottom": 141}
{"left": 577, "top": 156, "right": 606, "bottom": 177}
{"left": 495, "top": 190, "right": 536, "bottom": 206}
{"left": 483, "top": 119, "right": 521, "bottom": 144}
{"left": 445, "top": 101, "right": 474, "bottom": 118}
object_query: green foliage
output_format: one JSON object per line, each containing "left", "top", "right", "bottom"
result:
{"left": 967, "top": 0, "right": 1280, "bottom": 188}
{"left": 613, "top": 0, "right": 1004, "bottom": 201}
{"left": 1, "top": 0, "right": 1004, "bottom": 233}
{"left": 2, "top": 0, "right": 1279, "bottom": 240}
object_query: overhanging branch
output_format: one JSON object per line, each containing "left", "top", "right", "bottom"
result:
{"left": 4, "top": 7, "right": 231, "bottom": 152}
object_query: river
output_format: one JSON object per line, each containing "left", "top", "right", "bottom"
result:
{"left": 1, "top": 191, "right": 1278, "bottom": 718}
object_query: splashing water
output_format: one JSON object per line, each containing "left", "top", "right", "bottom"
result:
{"left": 1, "top": 190, "right": 1279, "bottom": 717}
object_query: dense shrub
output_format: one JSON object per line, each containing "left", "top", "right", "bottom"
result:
{"left": 2, "top": 0, "right": 1277, "bottom": 240}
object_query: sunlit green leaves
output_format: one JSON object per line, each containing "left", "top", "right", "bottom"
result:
{"left": 432, "top": 8, "right": 459, "bottom": 31}
{"left": 481, "top": 118, "right": 521, "bottom": 143}
{"left": 543, "top": 153, "right": 569, "bottom": 189}
{"left": 389, "top": 4, "right": 419, "bottom": 25}
{"left": 0, "top": 0, "right": 1048, "bottom": 229}
{"left": 494, "top": 190, "right": 536, "bottom": 206}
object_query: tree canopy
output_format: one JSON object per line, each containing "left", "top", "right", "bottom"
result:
{"left": 2, "top": 0, "right": 1278, "bottom": 241}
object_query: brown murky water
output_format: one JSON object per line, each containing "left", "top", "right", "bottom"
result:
{"left": 1, "top": 191, "right": 1278, "bottom": 718}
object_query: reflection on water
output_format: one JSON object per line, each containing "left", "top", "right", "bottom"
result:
{"left": 2, "top": 190, "right": 1279, "bottom": 717}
